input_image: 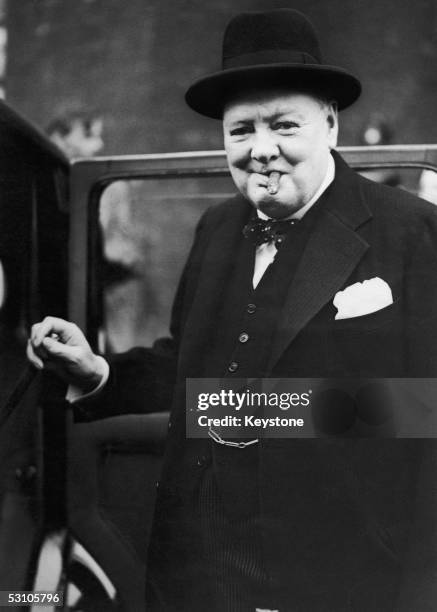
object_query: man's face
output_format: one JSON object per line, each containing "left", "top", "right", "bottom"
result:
{"left": 223, "top": 89, "right": 338, "bottom": 218}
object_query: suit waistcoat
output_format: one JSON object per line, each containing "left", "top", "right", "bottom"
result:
{"left": 203, "top": 202, "right": 323, "bottom": 380}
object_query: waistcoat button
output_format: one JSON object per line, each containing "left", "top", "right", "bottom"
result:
{"left": 228, "top": 361, "right": 239, "bottom": 372}
{"left": 239, "top": 332, "right": 249, "bottom": 343}
{"left": 247, "top": 303, "right": 256, "bottom": 314}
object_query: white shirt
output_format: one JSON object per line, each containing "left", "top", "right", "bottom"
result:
{"left": 69, "top": 154, "right": 336, "bottom": 402}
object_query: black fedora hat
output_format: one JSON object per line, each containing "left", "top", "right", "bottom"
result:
{"left": 185, "top": 8, "right": 361, "bottom": 118}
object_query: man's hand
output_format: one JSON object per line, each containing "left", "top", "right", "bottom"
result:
{"left": 27, "top": 316, "right": 106, "bottom": 392}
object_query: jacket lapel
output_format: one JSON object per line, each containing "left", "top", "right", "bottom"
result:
{"left": 267, "top": 152, "right": 372, "bottom": 372}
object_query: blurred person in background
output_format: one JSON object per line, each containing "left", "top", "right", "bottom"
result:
{"left": 359, "top": 112, "right": 401, "bottom": 187}
{"left": 46, "top": 110, "right": 104, "bottom": 159}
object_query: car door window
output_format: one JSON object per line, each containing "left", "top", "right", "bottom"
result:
{"left": 94, "top": 174, "right": 235, "bottom": 352}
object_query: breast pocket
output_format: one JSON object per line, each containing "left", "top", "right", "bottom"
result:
{"left": 333, "top": 299, "right": 401, "bottom": 334}
{"left": 330, "top": 299, "right": 403, "bottom": 376}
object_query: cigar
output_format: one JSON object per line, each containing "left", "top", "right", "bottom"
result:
{"left": 267, "top": 171, "right": 281, "bottom": 195}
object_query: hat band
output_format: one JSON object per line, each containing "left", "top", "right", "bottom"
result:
{"left": 223, "top": 49, "right": 319, "bottom": 70}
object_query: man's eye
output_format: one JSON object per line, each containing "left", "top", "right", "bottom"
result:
{"left": 273, "top": 121, "right": 299, "bottom": 131}
{"left": 229, "top": 126, "right": 252, "bottom": 136}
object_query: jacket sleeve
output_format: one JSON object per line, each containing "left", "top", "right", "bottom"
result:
{"left": 74, "top": 207, "right": 213, "bottom": 422}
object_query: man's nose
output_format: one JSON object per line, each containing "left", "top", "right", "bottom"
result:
{"left": 250, "top": 129, "right": 279, "bottom": 164}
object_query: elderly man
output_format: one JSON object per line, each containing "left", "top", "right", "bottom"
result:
{"left": 28, "top": 9, "right": 437, "bottom": 612}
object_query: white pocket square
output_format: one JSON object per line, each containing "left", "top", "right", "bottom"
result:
{"left": 333, "top": 277, "right": 393, "bottom": 320}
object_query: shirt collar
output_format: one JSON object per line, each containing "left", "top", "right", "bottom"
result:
{"left": 257, "top": 153, "right": 336, "bottom": 221}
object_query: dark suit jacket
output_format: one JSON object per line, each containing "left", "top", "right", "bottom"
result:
{"left": 82, "top": 152, "right": 437, "bottom": 611}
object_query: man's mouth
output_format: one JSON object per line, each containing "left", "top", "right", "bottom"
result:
{"left": 248, "top": 169, "right": 284, "bottom": 195}
{"left": 266, "top": 171, "right": 281, "bottom": 195}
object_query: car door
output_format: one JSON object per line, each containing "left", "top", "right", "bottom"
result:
{"left": 0, "top": 100, "right": 69, "bottom": 601}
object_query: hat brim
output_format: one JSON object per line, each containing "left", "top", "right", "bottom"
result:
{"left": 185, "top": 63, "right": 361, "bottom": 118}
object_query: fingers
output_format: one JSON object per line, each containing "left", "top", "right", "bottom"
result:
{"left": 26, "top": 339, "right": 44, "bottom": 370}
{"left": 27, "top": 316, "right": 103, "bottom": 390}
{"left": 27, "top": 332, "right": 74, "bottom": 369}
{"left": 29, "top": 316, "right": 89, "bottom": 370}
{"left": 31, "top": 317, "right": 63, "bottom": 346}
{"left": 30, "top": 317, "right": 61, "bottom": 348}
{"left": 41, "top": 336, "right": 85, "bottom": 365}
{"left": 30, "top": 316, "right": 85, "bottom": 349}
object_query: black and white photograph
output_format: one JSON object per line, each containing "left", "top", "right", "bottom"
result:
{"left": 1, "top": 1, "right": 437, "bottom": 610}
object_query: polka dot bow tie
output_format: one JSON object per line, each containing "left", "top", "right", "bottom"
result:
{"left": 242, "top": 217, "right": 298, "bottom": 248}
